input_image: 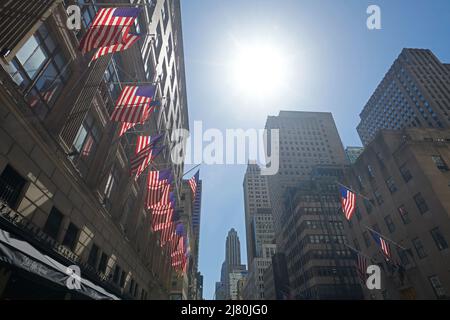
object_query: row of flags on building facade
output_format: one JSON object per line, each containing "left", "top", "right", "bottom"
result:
{"left": 77, "top": 5, "right": 201, "bottom": 274}
{"left": 79, "top": 7, "right": 141, "bottom": 62}
{"left": 338, "top": 184, "right": 409, "bottom": 285}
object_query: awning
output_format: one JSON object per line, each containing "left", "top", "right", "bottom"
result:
{"left": 0, "top": 228, "right": 120, "bottom": 300}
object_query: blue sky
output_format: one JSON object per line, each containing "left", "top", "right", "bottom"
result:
{"left": 179, "top": 0, "right": 450, "bottom": 299}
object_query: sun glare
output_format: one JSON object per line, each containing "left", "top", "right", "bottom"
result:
{"left": 231, "top": 44, "right": 287, "bottom": 98}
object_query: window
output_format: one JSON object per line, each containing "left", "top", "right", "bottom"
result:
{"left": 432, "top": 155, "right": 449, "bottom": 172}
{"left": 120, "top": 196, "right": 134, "bottom": 229}
{"left": 376, "top": 151, "right": 384, "bottom": 167}
{"left": 384, "top": 215, "right": 396, "bottom": 233}
{"left": 397, "top": 249, "right": 410, "bottom": 266}
{"left": 113, "top": 265, "right": 121, "bottom": 284}
{"left": 430, "top": 228, "right": 448, "bottom": 251}
{"left": 413, "top": 193, "right": 429, "bottom": 214}
{"left": 374, "top": 190, "right": 384, "bottom": 205}
{"left": 385, "top": 177, "right": 398, "bottom": 193}
{"left": 120, "top": 271, "right": 126, "bottom": 288}
{"left": 155, "top": 22, "right": 163, "bottom": 58}
{"left": 103, "top": 164, "right": 119, "bottom": 209}
{"left": 354, "top": 208, "right": 362, "bottom": 221}
{"left": 364, "top": 199, "right": 373, "bottom": 214}
{"left": 129, "top": 279, "right": 135, "bottom": 294}
{"left": 79, "top": 4, "right": 96, "bottom": 31}
{"left": 62, "top": 223, "right": 79, "bottom": 251}
{"left": 362, "top": 231, "right": 371, "bottom": 247}
{"left": 399, "top": 164, "right": 412, "bottom": 182}
{"left": 87, "top": 244, "right": 99, "bottom": 267}
{"left": 429, "top": 275, "right": 447, "bottom": 299}
{"left": 98, "top": 253, "right": 108, "bottom": 274}
{"left": 103, "top": 60, "right": 121, "bottom": 104}
{"left": 0, "top": 165, "right": 27, "bottom": 208}
{"left": 367, "top": 165, "right": 375, "bottom": 178}
{"left": 43, "top": 207, "right": 63, "bottom": 239}
{"left": 71, "top": 113, "right": 101, "bottom": 171}
{"left": 134, "top": 283, "right": 139, "bottom": 297}
{"left": 398, "top": 205, "right": 411, "bottom": 225}
{"left": 357, "top": 175, "right": 364, "bottom": 189}
{"left": 7, "top": 24, "right": 70, "bottom": 119}
{"left": 412, "top": 238, "right": 427, "bottom": 259}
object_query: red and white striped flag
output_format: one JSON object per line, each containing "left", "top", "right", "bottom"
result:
{"left": 118, "top": 106, "right": 154, "bottom": 136}
{"left": 188, "top": 170, "right": 199, "bottom": 200}
{"left": 92, "top": 32, "right": 139, "bottom": 61}
{"left": 150, "top": 184, "right": 175, "bottom": 232}
{"left": 171, "top": 236, "right": 185, "bottom": 268}
{"left": 160, "top": 222, "right": 175, "bottom": 246}
{"left": 81, "top": 135, "right": 94, "bottom": 157}
{"left": 356, "top": 252, "right": 369, "bottom": 283}
{"left": 339, "top": 185, "right": 356, "bottom": 220}
{"left": 130, "top": 134, "right": 163, "bottom": 179}
{"left": 79, "top": 7, "right": 140, "bottom": 57}
{"left": 146, "top": 169, "right": 173, "bottom": 209}
{"left": 111, "top": 86, "right": 156, "bottom": 123}
{"left": 152, "top": 208, "right": 174, "bottom": 232}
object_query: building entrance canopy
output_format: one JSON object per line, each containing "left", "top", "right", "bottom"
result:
{"left": 0, "top": 228, "right": 119, "bottom": 300}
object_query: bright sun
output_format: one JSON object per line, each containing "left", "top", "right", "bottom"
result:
{"left": 231, "top": 44, "right": 287, "bottom": 97}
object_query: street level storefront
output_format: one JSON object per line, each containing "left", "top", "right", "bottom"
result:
{"left": 0, "top": 202, "right": 119, "bottom": 300}
{"left": 0, "top": 227, "right": 119, "bottom": 300}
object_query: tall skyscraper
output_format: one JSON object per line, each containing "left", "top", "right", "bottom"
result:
{"left": 0, "top": 0, "right": 192, "bottom": 300}
{"left": 242, "top": 162, "right": 277, "bottom": 299}
{"left": 263, "top": 111, "right": 354, "bottom": 299}
{"left": 226, "top": 228, "right": 242, "bottom": 269}
{"left": 216, "top": 230, "right": 246, "bottom": 300}
{"left": 282, "top": 167, "right": 363, "bottom": 299}
{"left": 265, "top": 111, "right": 348, "bottom": 249}
{"left": 192, "top": 180, "right": 202, "bottom": 270}
{"left": 357, "top": 48, "right": 450, "bottom": 146}
{"left": 345, "top": 146, "right": 364, "bottom": 164}
{"left": 343, "top": 128, "right": 450, "bottom": 299}
{"left": 243, "top": 162, "right": 272, "bottom": 266}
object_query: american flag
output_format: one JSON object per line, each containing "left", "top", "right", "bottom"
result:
{"left": 135, "top": 145, "right": 164, "bottom": 180}
{"left": 149, "top": 183, "right": 172, "bottom": 209}
{"left": 188, "top": 170, "right": 199, "bottom": 199}
{"left": 169, "top": 234, "right": 181, "bottom": 257}
{"left": 81, "top": 135, "right": 94, "bottom": 157}
{"left": 171, "top": 236, "right": 186, "bottom": 269}
{"left": 370, "top": 230, "right": 391, "bottom": 259}
{"left": 339, "top": 185, "right": 356, "bottom": 220}
{"left": 153, "top": 208, "right": 174, "bottom": 232}
{"left": 92, "top": 32, "right": 139, "bottom": 61}
{"left": 29, "top": 80, "right": 59, "bottom": 108}
{"left": 146, "top": 169, "right": 173, "bottom": 209}
{"left": 130, "top": 134, "right": 163, "bottom": 179}
{"left": 160, "top": 222, "right": 175, "bottom": 246}
{"left": 79, "top": 7, "right": 140, "bottom": 58}
{"left": 118, "top": 106, "right": 154, "bottom": 137}
{"left": 162, "top": 211, "right": 182, "bottom": 247}
{"left": 111, "top": 85, "right": 156, "bottom": 123}
{"left": 151, "top": 186, "right": 175, "bottom": 231}
{"left": 135, "top": 134, "right": 162, "bottom": 154}
{"left": 356, "top": 252, "right": 369, "bottom": 282}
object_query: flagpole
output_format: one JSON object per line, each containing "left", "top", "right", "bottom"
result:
{"left": 343, "top": 243, "right": 373, "bottom": 261}
{"left": 364, "top": 225, "right": 406, "bottom": 250}
{"left": 110, "top": 81, "right": 160, "bottom": 85}
{"left": 77, "top": 3, "right": 152, "bottom": 7}
{"left": 182, "top": 164, "right": 201, "bottom": 178}
{"left": 337, "top": 182, "right": 372, "bottom": 201}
